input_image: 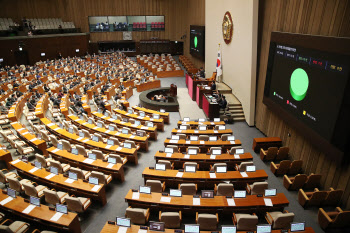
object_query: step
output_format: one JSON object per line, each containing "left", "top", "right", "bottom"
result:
{"left": 233, "top": 117, "right": 246, "bottom": 122}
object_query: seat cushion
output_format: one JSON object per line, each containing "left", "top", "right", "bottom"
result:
{"left": 267, "top": 211, "right": 282, "bottom": 223}
{"left": 9, "top": 221, "right": 29, "bottom": 233}
{"left": 197, "top": 214, "right": 217, "bottom": 230}
{"left": 236, "top": 214, "right": 258, "bottom": 231}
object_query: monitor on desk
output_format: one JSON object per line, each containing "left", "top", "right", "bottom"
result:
{"left": 218, "top": 125, "right": 226, "bottom": 130}
{"left": 92, "top": 135, "right": 99, "bottom": 142}
{"left": 135, "top": 120, "right": 141, "bottom": 126}
{"left": 216, "top": 165, "right": 227, "bottom": 173}
{"left": 108, "top": 157, "right": 117, "bottom": 164}
{"left": 246, "top": 165, "right": 256, "bottom": 172}
{"left": 201, "top": 190, "right": 214, "bottom": 198}
{"left": 56, "top": 204, "right": 68, "bottom": 214}
{"left": 214, "top": 118, "right": 220, "bottom": 122}
{"left": 164, "top": 147, "right": 174, "bottom": 154}
{"left": 147, "top": 122, "right": 154, "bottom": 127}
{"left": 183, "top": 117, "right": 190, "bottom": 122}
{"left": 128, "top": 109, "right": 133, "bottom": 114}
{"left": 107, "top": 139, "right": 114, "bottom": 146}
{"left": 80, "top": 115, "right": 84, "bottom": 120}
{"left": 34, "top": 161, "right": 42, "bottom": 169}
{"left": 116, "top": 217, "right": 131, "bottom": 227}
{"left": 190, "top": 135, "right": 198, "bottom": 141}
{"left": 71, "top": 148, "right": 78, "bottom": 155}
{"left": 184, "top": 165, "right": 196, "bottom": 173}
{"left": 149, "top": 221, "right": 165, "bottom": 232}
{"left": 221, "top": 226, "right": 236, "bottom": 233}
{"left": 153, "top": 114, "right": 160, "bottom": 119}
{"left": 88, "top": 153, "right": 96, "bottom": 160}
{"left": 234, "top": 190, "right": 246, "bottom": 198}
{"left": 124, "top": 142, "right": 132, "bottom": 149}
{"left": 108, "top": 125, "right": 115, "bottom": 131}
{"left": 212, "top": 149, "right": 221, "bottom": 155}
{"left": 68, "top": 127, "right": 74, "bottom": 133}
{"left": 155, "top": 163, "right": 166, "bottom": 171}
{"left": 290, "top": 222, "right": 305, "bottom": 232}
{"left": 256, "top": 224, "right": 272, "bottom": 233}
{"left": 104, "top": 112, "right": 109, "bottom": 117}
{"left": 68, "top": 171, "right": 78, "bottom": 180}
{"left": 235, "top": 148, "right": 244, "bottom": 154}
{"left": 123, "top": 118, "right": 128, "bottom": 122}
{"left": 7, "top": 188, "right": 16, "bottom": 198}
{"left": 79, "top": 132, "right": 85, "bottom": 138}
{"left": 198, "top": 125, "right": 206, "bottom": 131}
{"left": 160, "top": 109, "right": 166, "bottom": 113}
{"left": 57, "top": 143, "right": 63, "bottom": 150}
{"left": 58, "top": 123, "right": 64, "bottom": 129}
{"left": 50, "top": 166, "right": 58, "bottom": 175}
{"left": 140, "top": 112, "right": 145, "bottom": 117}
{"left": 198, "top": 118, "right": 205, "bottom": 122}
{"left": 88, "top": 119, "right": 93, "bottom": 124}
{"left": 209, "top": 136, "right": 217, "bottom": 141}
{"left": 122, "top": 129, "right": 129, "bottom": 134}
{"left": 171, "top": 135, "right": 180, "bottom": 140}
{"left": 227, "top": 136, "right": 235, "bottom": 141}
{"left": 184, "top": 224, "right": 200, "bottom": 233}
{"left": 188, "top": 149, "right": 197, "bottom": 155}
{"left": 170, "top": 189, "right": 182, "bottom": 197}
{"left": 139, "top": 185, "right": 151, "bottom": 194}
{"left": 264, "top": 189, "right": 277, "bottom": 197}
{"left": 30, "top": 196, "right": 41, "bottom": 206}
{"left": 97, "top": 122, "right": 103, "bottom": 128}
{"left": 89, "top": 176, "right": 99, "bottom": 185}
{"left": 180, "top": 125, "right": 187, "bottom": 130}
{"left": 112, "top": 115, "right": 119, "bottom": 120}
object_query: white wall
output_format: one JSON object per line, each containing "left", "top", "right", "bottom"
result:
{"left": 205, "top": 0, "right": 258, "bottom": 126}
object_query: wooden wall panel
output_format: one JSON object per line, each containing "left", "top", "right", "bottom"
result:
{"left": 255, "top": 0, "right": 350, "bottom": 208}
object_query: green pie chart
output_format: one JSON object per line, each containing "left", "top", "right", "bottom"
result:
{"left": 194, "top": 36, "right": 198, "bottom": 48}
{"left": 290, "top": 68, "right": 309, "bottom": 101}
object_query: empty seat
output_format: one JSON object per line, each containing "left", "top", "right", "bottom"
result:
{"left": 247, "top": 181, "right": 268, "bottom": 195}
{"left": 303, "top": 173, "right": 322, "bottom": 190}
{"left": 270, "top": 160, "right": 291, "bottom": 175}
{"left": 35, "top": 153, "right": 54, "bottom": 168}
{"left": 90, "top": 171, "right": 112, "bottom": 185}
{"left": 43, "top": 189, "right": 68, "bottom": 205}
{"left": 324, "top": 188, "right": 344, "bottom": 206}
{"left": 108, "top": 154, "right": 127, "bottom": 164}
{"left": 61, "top": 139, "right": 72, "bottom": 151}
{"left": 196, "top": 213, "right": 218, "bottom": 231}
{"left": 235, "top": 161, "right": 254, "bottom": 172}
{"left": 91, "top": 149, "right": 107, "bottom": 160}
{"left": 70, "top": 167, "right": 91, "bottom": 180}
{"left": 157, "top": 160, "right": 173, "bottom": 170}
{"left": 75, "top": 144, "right": 88, "bottom": 157}
{"left": 50, "top": 160, "right": 70, "bottom": 173}
{"left": 214, "top": 183, "right": 233, "bottom": 196}
{"left": 146, "top": 180, "right": 165, "bottom": 193}
{"left": 232, "top": 213, "right": 258, "bottom": 231}
{"left": 0, "top": 169, "right": 17, "bottom": 184}
{"left": 159, "top": 211, "right": 182, "bottom": 228}
{"left": 298, "top": 188, "right": 328, "bottom": 208}
{"left": 265, "top": 211, "right": 295, "bottom": 229}
{"left": 260, "top": 147, "right": 278, "bottom": 161}
{"left": 22, "top": 182, "right": 48, "bottom": 198}
{"left": 275, "top": 147, "right": 289, "bottom": 160}
{"left": 179, "top": 183, "right": 197, "bottom": 195}
{"left": 318, "top": 207, "right": 350, "bottom": 230}
{"left": 283, "top": 174, "right": 308, "bottom": 190}
{"left": 0, "top": 220, "right": 30, "bottom": 233}
{"left": 65, "top": 196, "right": 91, "bottom": 213}
{"left": 125, "top": 207, "right": 150, "bottom": 225}
{"left": 7, "top": 177, "right": 31, "bottom": 193}
{"left": 288, "top": 160, "right": 303, "bottom": 175}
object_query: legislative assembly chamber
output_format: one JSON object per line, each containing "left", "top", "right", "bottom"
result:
{"left": 0, "top": 0, "right": 349, "bottom": 233}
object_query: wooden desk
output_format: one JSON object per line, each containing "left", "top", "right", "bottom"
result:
{"left": 35, "top": 94, "right": 49, "bottom": 119}
{"left": 100, "top": 222, "right": 315, "bottom": 233}
{"left": 164, "top": 139, "right": 242, "bottom": 153}
{"left": 132, "top": 106, "right": 169, "bottom": 124}
{"left": 122, "top": 87, "right": 133, "bottom": 100}
{"left": 252, "top": 137, "right": 282, "bottom": 152}
{"left": 177, "top": 120, "right": 225, "bottom": 129}
{"left": 7, "top": 93, "right": 30, "bottom": 122}
{"left": 9, "top": 159, "right": 107, "bottom": 205}
{"left": 196, "top": 85, "right": 212, "bottom": 108}
{"left": 41, "top": 118, "right": 138, "bottom": 164}
{"left": 142, "top": 168, "right": 268, "bottom": 189}
{"left": 136, "top": 80, "right": 161, "bottom": 92}
{"left": 67, "top": 114, "right": 149, "bottom": 151}
{"left": 10, "top": 122, "right": 48, "bottom": 156}
{"left": 47, "top": 147, "right": 125, "bottom": 182}
{"left": 92, "top": 111, "right": 158, "bottom": 140}
{"left": 202, "top": 94, "right": 220, "bottom": 120}
{"left": 154, "top": 151, "right": 253, "bottom": 170}
{"left": 0, "top": 191, "right": 81, "bottom": 233}
{"left": 60, "top": 95, "right": 69, "bottom": 117}
{"left": 81, "top": 95, "right": 91, "bottom": 116}
{"left": 125, "top": 190, "right": 289, "bottom": 214}
{"left": 157, "top": 70, "right": 184, "bottom": 78}
{"left": 113, "top": 109, "right": 164, "bottom": 132}
{"left": 0, "top": 148, "right": 12, "bottom": 169}
{"left": 171, "top": 129, "right": 232, "bottom": 137}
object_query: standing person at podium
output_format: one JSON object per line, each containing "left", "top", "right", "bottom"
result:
{"left": 211, "top": 81, "right": 216, "bottom": 91}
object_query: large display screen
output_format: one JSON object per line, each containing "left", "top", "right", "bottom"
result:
{"left": 263, "top": 32, "right": 350, "bottom": 154}
{"left": 190, "top": 25, "right": 205, "bottom": 60}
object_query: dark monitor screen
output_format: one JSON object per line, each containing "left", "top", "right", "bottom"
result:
{"left": 149, "top": 221, "right": 165, "bottom": 232}
{"left": 201, "top": 190, "right": 214, "bottom": 198}
{"left": 189, "top": 25, "right": 205, "bottom": 60}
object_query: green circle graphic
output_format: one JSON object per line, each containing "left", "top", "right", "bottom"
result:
{"left": 194, "top": 36, "right": 198, "bottom": 48}
{"left": 290, "top": 68, "right": 309, "bottom": 101}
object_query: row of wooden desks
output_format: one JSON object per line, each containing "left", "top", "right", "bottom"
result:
{"left": 154, "top": 151, "right": 253, "bottom": 170}
{"left": 171, "top": 128, "right": 232, "bottom": 137}
{"left": 0, "top": 191, "right": 81, "bottom": 233}
{"left": 142, "top": 168, "right": 268, "bottom": 189}
{"left": 136, "top": 80, "right": 161, "bottom": 92}
{"left": 35, "top": 94, "right": 49, "bottom": 119}
{"left": 177, "top": 120, "right": 225, "bottom": 128}
{"left": 164, "top": 139, "right": 241, "bottom": 153}
{"left": 67, "top": 114, "right": 149, "bottom": 151}
{"left": 47, "top": 147, "right": 126, "bottom": 182}
{"left": 92, "top": 112, "right": 158, "bottom": 140}
{"left": 9, "top": 159, "right": 107, "bottom": 205}
{"left": 0, "top": 148, "right": 12, "bottom": 169}
{"left": 41, "top": 118, "right": 139, "bottom": 164}
{"left": 113, "top": 109, "right": 164, "bottom": 131}
{"left": 125, "top": 190, "right": 289, "bottom": 214}
{"left": 132, "top": 106, "right": 169, "bottom": 124}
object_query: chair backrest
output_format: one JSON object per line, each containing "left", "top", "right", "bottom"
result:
{"left": 61, "top": 139, "right": 72, "bottom": 151}
{"left": 76, "top": 144, "right": 87, "bottom": 157}
{"left": 82, "top": 129, "right": 91, "bottom": 138}
{"left": 236, "top": 214, "right": 258, "bottom": 231}
{"left": 216, "top": 183, "right": 233, "bottom": 196}
{"left": 0, "top": 225, "right": 13, "bottom": 232}
{"left": 265, "top": 147, "right": 278, "bottom": 160}
{"left": 166, "top": 145, "right": 178, "bottom": 152}
{"left": 109, "top": 137, "right": 120, "bottom": 146}
{"left": 91, "top": 149, "right": 104, "bottom": 160}
{"left": 303, "top": 174, "right": 322, "bottom": 190}
{"left": 15, "top": 142, "right": 25, "bottom": 155}
{"left": 276, "top": 160, "right": 292, "bottom": 175}
{"left": 124, "top": 140, "right": 136, "bottom": 148}
{"left": 22, "top": 182, "right": 38, "bottom": 197}
{"left": 146, "top": 180, "right": 162, "bottom": 192}
{"left": 109, "top": 154, "right": 124, "bottom": 163}
{"left": 309, "top": 190, "right": 328, "bottom": 206}
{"left": 49, "top": 135, "right": 59, "bottom": 147}
{"left": 65, "top": 196, "right": 83, "bottom": 213}
{"left": 324, "top": 188, "right": 344, "bottom": 206}
{"left": 239, "top": 161, "right": 254, "bottom": 172}
{"left": 50, "top": 160, "right": 64, "bottom": 173}
{"left": 290, "top": 174, "right": 308, "bottom": 190}
{"left": 91, "top": 171, "right": 106, "bottom": 185}
{"left": 7, "top": 177, "right": 24, "bottom": 192}
{"left": 43, "top": 189, "right": 60, "bottom": 205}
{"left": 250, "top": 181, "right": 268, "bottom": 195}
{"left": 177, "top": 134, "right": 186, "bottom": 140}
{"left": 122, "top": 127, "right": 131, "bottom": 134}
{"left": 273, "top": 212, "right": 295, "bottom": 229}
{"left": 35, "top": 153, "right": 48, "bottom": 168}
{"left": 276, "top": 147, "right": 289, "bottom": 160}
{"left": 0, "top": 170, "right": 8, "bottom": 183}
{"left": 197, "top": 213, "right": 218, "bottom": 230}
{"left": 332, "top": 211, "right": 350, "bottom": 227}
{"left": 288, "top": 160, "right": 303, "bottom": 175}
{"left": 125, "top": 207, "right": 147, "bottom": 225}
{"left": 70, "top": 167, "right": 85, "bottom": 180}
{"left": 158, "top": 160, "right": 172, "bottom": 170}
{"left": 179, "top": 183, "right": 196, "bottom": 195}
{"left": 186, "top": 147, "right": 200, "bottom": 154}
{"left": 160, "top": 212, "right": 181, "bottom": 228}
{"left": 40, "top": 130, "right": 50, "bottom": 141}
{"left": 199, "top": 135, "right": 209, "bottom": 141}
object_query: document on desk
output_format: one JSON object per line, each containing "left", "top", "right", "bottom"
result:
{"left": 131, "top": 124, "right": 137, "bottom": 127}
{"left": 160, "top": 197, "right": 171, "bottom": 203}
{"left": 105, "top": 130, "right": 110, "bottom": 133}
{"left": 11, "top": 159, "right": 21, "bottom": 165}
{"left": 177, "top": 130, "right": 182, "bottom": 133}
{"left": 107, "top": 163, "right": 114, "bottom": 168}
{"left": 83, "top": 139, "right": 90, "bottom": 142}
{"left": 129, "top": 135, "right": 135, "bottom": 139}
{"left": 29, "top": 167, "right": 39, "bottom": 173}
{"left": 166, "top": 153, "right": 172, "bottom": 157}
{"left": 65, "top": 178, "right": 75, "bottom": 184}
{"left": 45, "top": 173, "right": 56, "bottom": 179}
{"left": 209, "top": 173, "right": 216, "bottom": 178}
{"left": 101, "top": 116, "right": 106, "bottom": 119}
{"left": 29, "top": 138, "right": 37, "bottom": 142}
{"left": 93, "top": 127, "right": 98, "bottom": 129}
{"left": 264, "top": 198, "right": 273, "bottom": 206}
{"left": 47, "top": 123, "right": 55, "bottom": 127}
{"left": 234, "top": 154, "right": 240, "bottom": 159}
{"left": 132, "top": 192, "right": 140, "bottom": 200}
{"left": 240, "top": 172, "right": 248, "bottom": 177}
{"left": 184, "top": 154, "right": 190, "bottom": 159}
{"left": 227, "top": 198, "right": 236, "bottom": 206}
{"left": 118, "top": 226, "right": 128, "bottom": 233}
{"left": 52, "top": 148, "right": 60, "bottom": 153}
{"left": 116, "top": 147, "right": 122, "bottom": 151}
{"left": 193, "top": 198, "right": 201, "bottom": 205}
{"left": 138, "top": 229, "right": 148, "bottom": 233}
{"left": 211, "top": 122, "right": 215, "bottom": 125}
{"left": 169, "top": 140, "right": 178, "bottom": 143}
{"left": 0, "top": 196, "right": 13, "bottom": 205}
{"left": 22, "top": 204, "right": 36, "bottom": 214}
{"left": 76, "top": 137, "right": 83, "bottom": 141}
{"left": 176, "top": 172, "right": 183, "bottom": 178}
{"left": 185, "top": 141, "right": 191, "bottom": 144}
{"left": 115, "top": 132, "right": 121, "bottom": 136}
{"left": 83, "top": 158, "right": 94, "bottom": 164}
{"left": 22, "top": 132, "right": 29, "bottom": 135}
{"left": 230, "top": 140, "right": 236, "bottom": 144}
{"left": 141, "top": 126, "right": 148, "bottom": 130}
{"left": 214, "top": 130, "right": 218, "bottom": 133}
{"left": 50, "top": 212, "right": 64, "bottom": 221}
{"left": 54, "top": 128, "right": 60, "bottom": 131}
{"left": 210, "top": 155, "right": 216, "bottom": 159}
{"left": 194, "top": 130, "right": 199, "bottom": 133}
{"left": 105, "top": 145, "right": 112, "bottom": 149}
{"left": 200, "top": 141, "right": 205, "bottom": 144}
{"left": 91, "top": 185, "right": 101, "bottom": 192}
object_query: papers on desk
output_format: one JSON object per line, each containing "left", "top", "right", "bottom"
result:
{"left": 105, "top": 145, "right": 112, "bottom": 149}
{"left": 138, "top": 229, "right": 148, "bottom": 233}
{"left": 118, "top": 226, "right": 128, "bottom": 233}
{"left": 131, "top": 124, "right": 137, "bottom": 127}
{"left": 141, "top": 126, "right": 148, "bottom": 130}
{"left": 160, "top": 197, "right": 171, "bottom": 203}
{"left": 93, "top": 127, "right": 98, "bottom": 129}
{"left": 193, "top": 198, "right": 200, "bottom": 205}
{"left": 83, "top": 158, "right": 94, "bottom": 164}
{"left": 120, "top": 121, "right": 125, "bottom": 124}
{"left": 211, "top": 122, "right": 215, "bottom": 125}
{"left": 209, "top": 173, "right": 216, "bottom": 178}
{"left": 107, "top": 163, "right": 114, "bottom": 168}
{"left": 29, "top": 138, "right": 37, "bottom": 142}
{"left": 200, "top": 141, "right": 205, "bottom": 144}
{"left": 240, "top": 172, "right": 248, "bottom": 177}
{"left": 83, "top": 122, "right": 88, "bottom": 125}
{"left": 76, "top": 137, "right": 83, "bottom": 141}
{"left": 22, "top": 132, "right": 29, "bottom": 135}
{"left": 29, "top": 167, "right": 39, "bottom": 173}
{"left": 194, "top": 130, "right": 199, "bottom": 133}
{"left": 177, "top": 130, "right": 182, "bottom": 133}
{"left": 184, "top": 154, "right": 190, "bottom": 159}
{"left": 22, "top": 204, "right": 36, "bottom": 214}
{"left": 47, "top": 123, "right": 55, "bottom": 127}
{"left": 132, "top": 192, "right": 140, "bottom": 200}
{"left": 101, "top": 116, "right": 106, "bottom": 119}
{"left": 129, "top": 135, "right": 135, "bottom": 139}
{"left": 116, "top": 147, "right": 122, "bottom": 151}
{"left": 234, "top": 154, "right": 240, "bottom": 159}
{"left": 166, "top": 153, "right": 172, "bottom": 157}
{"left": 54, "top": 128, "right": 60, "bottom": 131}
{"left": 11, "top": 159, "right": 20, "bottom": 165}
{"left": 264, "top": 198, "right": 273, "bottom": 206}
{"left": 210, "top": 155, "right": 216, "bottom": 159}
{"left": 185, "top": 141, "right": 191, "bottom": 144}
{"left": 45, "top": 173, "right": 56, "bottom": 180}
{"left": 0, "top": 196, "right": 13, "bottom": 205}
{"left": 52, "top": 148, "right": 60, "bottom": 153}
{"left": 230, "top": 141, "right": 236, "bottom": 144}
{"left": 214, "top": 130, "right": 218, "bottom": 133}
{"left": 169, "top": 140, "right": 178, "bottom": 143}
{"left": 83, "top": 139, "right": 89, "bottom": 142}
{"left": 91, "top": 185, "right": 101, "bottom": 192}
{"left": 115, "top": 132, "right": 121, "bottom": 136}
{"left": 105, "top": 130, "right": 110, "bottom": 133}
{"left": 227, "top": 198, "right": 236, "bottom": 206}
{"left": 50, "top": 212, "right": 64, "bottom": 222}
{"left": 176, "top": 172, "right": 183, "bottom": 178}
{"left": 65, "top": 178, "right": 75, "bottom": 184}
{"left": 137, "top": 116, "right": 143, "bottom": 119}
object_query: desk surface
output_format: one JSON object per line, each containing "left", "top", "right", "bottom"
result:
{"left": 132, "top": 106, "right": 169, "bottom": 117}
{"left": 164, "top": 139, "right": 241, "bottom": 148}
{"left": 113, "top": 108, "right": 164, "bottom": 124}
{"left": 171, "top": 129, "right": 232, "bottom": 136}
{"left": 177, "top": 120, "right": 225, "bottom": 127}
{"left": 0, "top": 191, "right": 81, "bottom": 233}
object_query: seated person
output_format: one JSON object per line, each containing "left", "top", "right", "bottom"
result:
{"left": 211, "top": 81, "right": 216, "bottom": 91}
{"left": 218, "top": 96, "right": 227, "bottom": 109}
{"left": 26, "top": 99, "right": 35, "bottom": 111}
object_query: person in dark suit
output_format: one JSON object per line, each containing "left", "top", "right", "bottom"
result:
{"left": 26, "top": 99, "right": 35, "bottom": 111}
{"left": 211, "top": 81, "right": 216, "bottom": 91}
{"left": 219, "top": 95, "right": 227, "bottom": 110}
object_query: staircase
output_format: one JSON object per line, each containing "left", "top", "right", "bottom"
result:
{"left": 217, "top": 83, "right": 245, "bottom": 122}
